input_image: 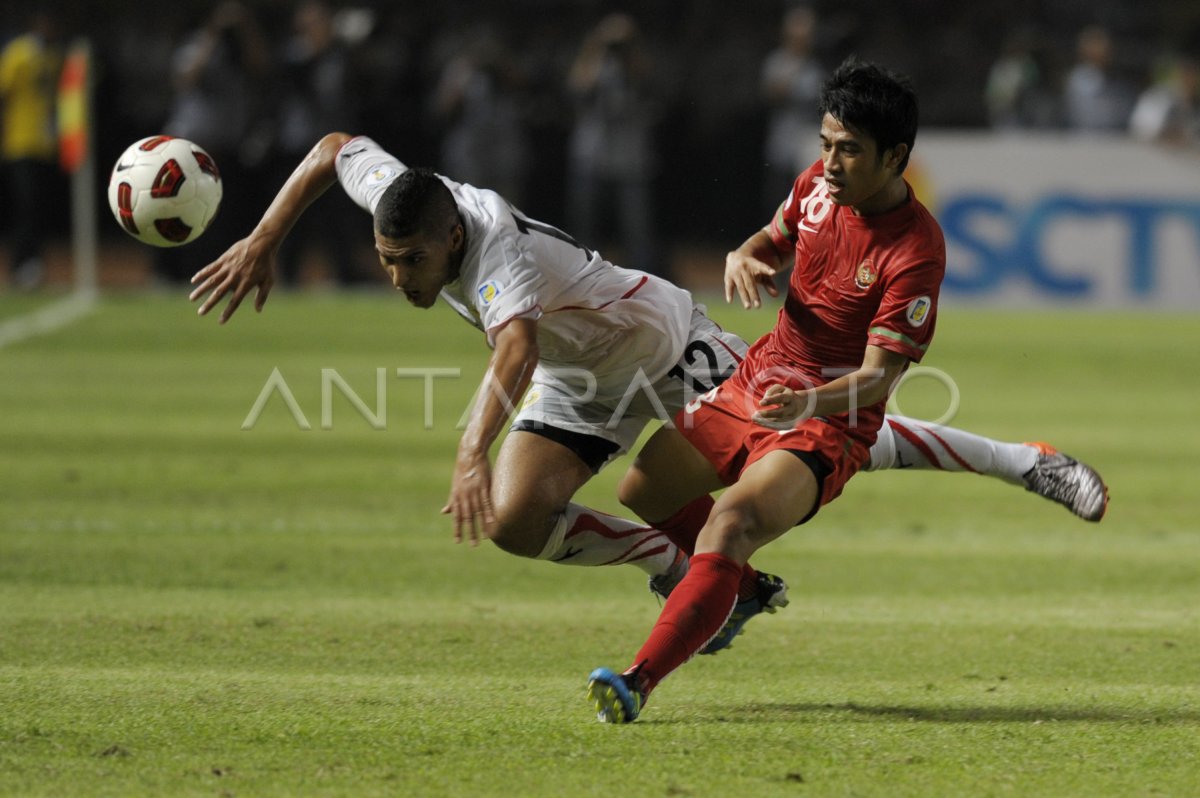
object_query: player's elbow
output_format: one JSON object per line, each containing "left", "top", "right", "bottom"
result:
{"left": 856, "top": 374, "right": 893, "bottom": 407}
{"left": 321, "top": 132, "right": 355, "bottom": 149}
{"left": 855, "top": 352, "right": 909, "bottom": 407}
{"left": 314, "top": 133, "right": 357, "bottom": 162}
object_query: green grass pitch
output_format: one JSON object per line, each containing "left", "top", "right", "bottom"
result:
{"left": 1, "top": 292, "right": 1197, "bottom": 796}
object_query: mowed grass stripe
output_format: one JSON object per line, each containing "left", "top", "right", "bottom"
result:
{"left": 1, "top": 293, "right": 1197, "bottom": 796}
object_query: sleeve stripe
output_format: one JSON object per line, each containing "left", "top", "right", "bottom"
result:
{"left": 868, "top": 326, "right": 928, "bottom": 352}
{"left": 773, "top": 204, "right": 795, "bottom": 241}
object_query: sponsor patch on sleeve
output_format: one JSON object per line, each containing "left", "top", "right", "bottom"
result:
{"left": 906, "top": 296, "right": 932, "bottom": 327}
{"left": 366, "top": 166, "right": 398, "bottom": 186}
{"left": 478, "top": 280, "right": 504, "bottom": 306}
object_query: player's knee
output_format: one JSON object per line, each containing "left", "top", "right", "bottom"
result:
{"left": 487, "top": 503, "right": 554, "bottom": 559}
{"left": 698, "top": 504, "right": 763, "bottom": 561}
{"left": 616, "top": 468, "right": 652, "bottom": 518}
{"left": 617, "top": 463, "right": 689, "bottom": 522}
{"left": 487, "top": 519, "right": 545, "bottom": 559}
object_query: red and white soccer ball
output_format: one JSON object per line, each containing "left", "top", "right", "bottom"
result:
{"left": 107, "top": 136, "right": 223, "bottom": 247}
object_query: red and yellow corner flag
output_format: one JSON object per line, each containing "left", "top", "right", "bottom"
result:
{"left": 57, "top": 40, "right": 90, "bottom": 174}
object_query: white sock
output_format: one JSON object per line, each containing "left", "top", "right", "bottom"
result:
{"left": 867, "top": 415, "right": 1038, "bottom": 484}
{"left": 536, "top": 502, "right": 682, "bottom": 578}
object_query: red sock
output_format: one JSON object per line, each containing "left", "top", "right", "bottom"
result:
{"left": 653, "top": 496, "right": 713, "bottom": 556}
{"left": 736, "top": 564, "right": 760, "bottom": 601}
{"left": 655, "top": 496, "right": 760, "bottom": 601}
{"left": 626, "top": 552, "right": 742, "bottom": 694}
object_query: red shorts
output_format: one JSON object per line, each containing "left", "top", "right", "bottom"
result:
{"left": 675, "top": 383, "right": 871, "bottom": 517}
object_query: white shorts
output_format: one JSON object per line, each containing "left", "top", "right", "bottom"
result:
{"left": 510, "top": 306, "right": 747, "bottom": 471}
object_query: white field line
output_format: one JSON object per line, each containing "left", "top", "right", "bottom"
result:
{"left": 0, "top": 291, "right": 98, "bottom": 350}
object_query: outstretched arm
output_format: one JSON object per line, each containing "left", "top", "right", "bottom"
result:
{"left": 443, "top": 317, "right": 539, "bottom": 545}
{"left": 724, "top": 227, "right": 785, "bottom": 309}
{"left": 189, "top": 131, "right": 353, "bottom": 323}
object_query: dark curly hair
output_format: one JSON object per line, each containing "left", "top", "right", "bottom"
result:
{"left": 373, "top": 167, "right": 459, "bottom": 239}
{"left": 819, "top": 58, "right": 919, "bottom": 173}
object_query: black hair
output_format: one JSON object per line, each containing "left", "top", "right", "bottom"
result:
{"left": 373, "top": 167, "right": 460, "bottom": 239}
{"left": 819, "top": 58, "right": 919, "bottom": 173}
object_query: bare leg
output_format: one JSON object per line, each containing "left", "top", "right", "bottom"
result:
{"left": 488, "top": 430, "right": 683, "bottom": 577}
{"left": 618, "top": 426, "right": 725, "bottom": 523}
{"left": 636, "top": 450, "right": 818, "bottom": 687}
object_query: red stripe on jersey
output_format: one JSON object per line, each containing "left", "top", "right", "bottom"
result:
{"left": 620, "top": 275, "right": 649, "bottom": 299}
{"left": 707, "top": 333, "right": 744, "bottom": 364}
{"left": 549, "top": 275, "right": 649, "bottom": 313}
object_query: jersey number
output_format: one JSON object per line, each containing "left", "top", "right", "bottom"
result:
{"left": 668, "top": 341, "right": 734, "bottom": 394}
{"left": 512, "top": 212, "right": 593, "bottom": 258}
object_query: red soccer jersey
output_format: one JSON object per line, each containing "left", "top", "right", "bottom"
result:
{"left": 730, "top": 159, "right": 946, "bottom": 445}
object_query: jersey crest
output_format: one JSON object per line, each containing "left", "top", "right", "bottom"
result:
{"left": 854, "top": 259, "right": 878, "bottom": 289}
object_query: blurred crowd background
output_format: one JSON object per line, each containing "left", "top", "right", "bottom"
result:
{"left": 2, "top": 0, "right": 1198, "bottom": 290}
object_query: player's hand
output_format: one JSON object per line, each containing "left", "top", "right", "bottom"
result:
{"left": 189, "top": 234, "right": 277, "bottom": 324}
{"left": 442, "top": 451, "right": 496, "bottom": 546}
{"left": 724, "top": 250, "right": 779, "bottom": 309}
{"left": 752, "top": 384, "right": 809, "bottom": 428}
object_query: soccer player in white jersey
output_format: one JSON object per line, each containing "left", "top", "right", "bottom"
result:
{"left": 190, "top": 132, "right": 1107, "bottom": 653}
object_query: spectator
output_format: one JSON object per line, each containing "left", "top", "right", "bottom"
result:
{"left": 157, "top": 2, "right": 271, "bottom": 283}
{"left": 272, "top": 0, "right": 365, "bottom": 285}
{"left": 1129, "top": 53, "right": 1200, "bottom": 147}
{"left": 759, "top": 6, "right": 824, "bottom": 213}
{"left": 1063, "top": 25, "right": 1136, "bottom": 133}
{"left": 984, "top": 27, "right": 1059, "bottom": 129}
{"left": 0, "top": 11, "right": 63, "bottom": 288}
{"left": 431, "top": 25, "right": 529, "bottom": 206}
{"left": 566, "top": 13, "right": 664, "bottom": 278}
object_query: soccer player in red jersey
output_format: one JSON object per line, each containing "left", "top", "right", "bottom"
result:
{"left": 588, "top": 58, "right": 947, "bottom": 722}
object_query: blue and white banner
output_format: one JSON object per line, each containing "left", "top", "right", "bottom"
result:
{"left": 911, "top": 133, "right": 1200, "bottom": 307}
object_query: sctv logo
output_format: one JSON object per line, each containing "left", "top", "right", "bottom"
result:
{"left": 939, "top": 193, "right": 1200, "bottom": 298}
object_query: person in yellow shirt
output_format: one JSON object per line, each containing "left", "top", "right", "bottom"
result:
{"left": 0, "top": 12, "right": 63, "bottom": 288}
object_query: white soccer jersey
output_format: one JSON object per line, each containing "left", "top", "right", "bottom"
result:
{"left": 335, "top": 136, "right": 694, "bottom": 400}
